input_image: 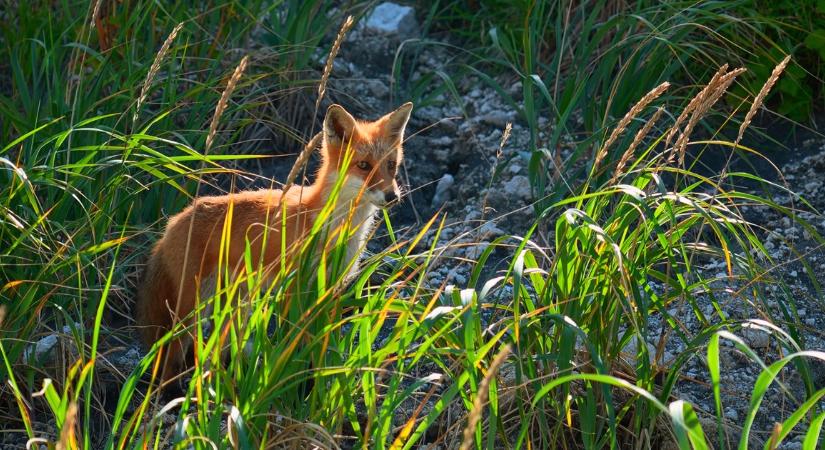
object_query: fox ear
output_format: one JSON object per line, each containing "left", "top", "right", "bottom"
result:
{"left": 382, "top": 102, "right": 413, "bottom": 142}
{"left": 324, "top": 104, "right": 357, "bottom": 143}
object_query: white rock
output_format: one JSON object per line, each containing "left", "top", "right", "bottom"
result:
{"left": 478, "top": 221, "right": 505, "bottom": 239}
{"left": 428, "top": 136, "right": 453, "bottom": 147}
{"left": 364, "top": 2, "right": 418, "bottom": 39}
{"left": 623, "top": 335, "right": 656, "bottom": 366}
{"left": 503, "top": 175, "right": 531, "bottom": 200}
{"left": 431, "top": 173, "right": 454, "bottom": 208}
{"left": 465, "top": 243, "right": 489, "bottom": 260}
{"left": 24, "top": 334, "right": 58, "bottom": 363}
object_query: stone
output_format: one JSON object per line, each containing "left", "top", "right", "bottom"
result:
{"left": 478, "top": 221, "right": 505, "bottom": 239}
{"left": 364, "top": 2, "right": 418, "bottom": 40}
{"left": 365, "top": 79, "right": 389, "bottom": 98}
{"left": 479, "top": 111, "right": 512, "bottom": 129}
{"left": 465, "top": 242, "right": 489, "bottom": 260}
{"left": 24, "top": 334, "right": 58, "bottom": 363}
{"left": 623, "top": 335, "right": 656, "bottom": 366}
{"left": 428, "top": 136, "right": 453, "bottom": 147}
{"left": 431, "top": 174, "right": 454, "bottom": 208}
{"left": 741, "top": 327, "right": 770, "bottom": 348}
{"left": 503, "top": 175, "right": 532, "bottom": 201}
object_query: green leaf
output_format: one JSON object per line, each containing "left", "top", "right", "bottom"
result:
{"left": 802, "top": 411, "right": 824, "bottom": 450}
{"left": 804, "top": 29, "right": 825, "bottom": 50}
{"left": 669, "top": 400, "right": 710, "bottom": 450}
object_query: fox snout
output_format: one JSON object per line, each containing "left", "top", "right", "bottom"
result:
{"left": 384, "top": 190, "right": 398, "bottom": 204}
{"left": 367, "top": 184, "right": 400, "bottom": 207}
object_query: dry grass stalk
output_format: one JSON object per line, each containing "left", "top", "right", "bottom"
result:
{"left": 479, "top": 122, "right": 513, "bottom": 222}
{"left": 674, "top": 67, "right": 746, "bottom": 165}
{"left": 281, "top": 15, "right": 354, "bottom": 204}
{"left": 133, "top": 22, "right": 184, "bottom": 127}
{"left": 56, "top": 401, "right": 78, "bottom": 450}
{"left": 497, "top": 122, "right": 513, "bottom": 160}
{"left": 593, "top": 81, "right": 670, "bottom": 173}
{"left": 611, "top": 106, "right": 665, "bottom": 184}
{"left": 459, "top": 344, "right": 512, "bottom": 450}
{"left": 205, "top": 55, "right": 249, "bottom": 153}
{"left": 736, "top": 55, "right": 791, "bottom": 145}
{"left": 316, "top": 15, "right": 354, "bottom": 114}
{"left": 89, "top": 0, "right": 103, "bottom": 27}
{"left": 664, "top": 64, "right": 729, "bottom": 155}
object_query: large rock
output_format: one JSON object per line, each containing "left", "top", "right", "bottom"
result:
{"left": 364, "top": 2, "right": 419, "bottom": 40}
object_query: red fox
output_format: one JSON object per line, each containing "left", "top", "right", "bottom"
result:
{"left": 135, "top": 102, "right": 413, "bottom": 387}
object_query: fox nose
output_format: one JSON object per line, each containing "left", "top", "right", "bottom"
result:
{"left": 384, "top": 191, "right": 398, "bottom": 204}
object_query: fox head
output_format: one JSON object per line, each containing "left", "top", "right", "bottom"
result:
{"left": 320, "top": 102, "right": 413, "bottom": 208}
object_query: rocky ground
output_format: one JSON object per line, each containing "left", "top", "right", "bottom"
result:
{"left": 7, "top": 2, "right": 825, "bottom": 448}
{"left": 323, "top": 3, "right": 825, "bottom": 447}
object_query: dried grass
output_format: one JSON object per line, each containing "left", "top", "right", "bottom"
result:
{"left": 593, "top": 81, "right": 670, "bottom": 173}
{"left": 205, "top": 55, "right": 249, "bottom": 153}
{"left": 133, "top": 22, "right": 184, "bottom": 127}
{"left": 611, "top": 106, "right": 665, "bottom": 183}
{"left": 280, "top": 15, "right": 354, "bottom": 202}
{"left": 736, "top": 55, "right": 791, "bottom": 145}
{"left": 673, "top": 67, "right": 745, "bottom": 165}
{"left": 460, "top": 344, "right": 512, "bottom": 450}
{"left": 664, "top": 65, "right": 729, "bottom": 154}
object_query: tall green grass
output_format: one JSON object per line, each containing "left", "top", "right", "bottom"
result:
{"left": 1, "top": 1, "right": 824, "bottom": 449}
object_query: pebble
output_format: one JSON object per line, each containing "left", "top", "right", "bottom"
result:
{"left": 478, "top": 221, "right": 505, "bottom": 239}
{"left": 428, "top": 136, "right": 453, "bottom": 147}
{"left": 365, "top": 79, "right": 389, "bottom": 97}
{"left": 24, "top": 334, "right": 58, "bottom": 363}
{"left": 465, "top": 243, "right": 489, "bottom": 260}
{"left": 479, "top": 111, "right": 511, "bottom": 129}
{"left": 741, "top": 328, "right": 771, "bottom": 348}
{"left": 431, "top": 174, "right": 455, "bottom": 208}
{"left": 503, "top": 175, "right": 531, "bottom": 201}
{"left": 364, "top": 2, "right": 419, "bottom": 39}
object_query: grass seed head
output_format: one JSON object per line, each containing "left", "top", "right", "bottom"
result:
{"left": 134, "top": 22, "right": 184, "bottom": 127}
{"left": 737, "top": 55, "right": 791, "bottom": 145}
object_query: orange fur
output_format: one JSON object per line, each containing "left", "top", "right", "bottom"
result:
{"left": 135, "top": 103, "right": 413, "bottom": 387}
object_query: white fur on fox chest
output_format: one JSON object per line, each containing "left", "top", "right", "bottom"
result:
{"left": 328, "top": 175, "right": 381, "bottom": 277}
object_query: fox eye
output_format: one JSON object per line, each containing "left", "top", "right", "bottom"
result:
{"left": 356, "top": 161, "right": 372, "bottom": 171}
{"left": 387, "top": 161, "right": 397, "bottom": 172}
